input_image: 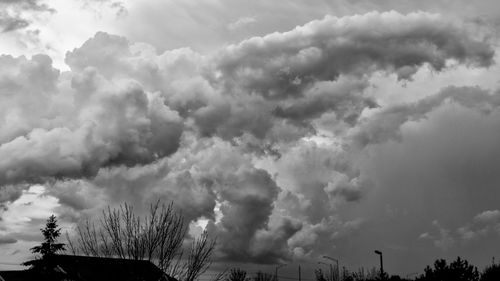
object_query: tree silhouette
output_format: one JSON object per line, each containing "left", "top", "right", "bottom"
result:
{"left": 226, "top": 268, "right": 249, "bottom": 281}
{"left": 31, "top": 215, "right": 66, "bottom": 258}
{"left": 417, "top": 257, "right": 479, "bottom": 281}
{"left": 67, "top": 201, "right": 216, "bottom": 281}
{"left": 23, "top": 215, "right": 66, "bottom": 280}
{"left": 253, "top": 271, "right": 275, "bottom": 281}
{"left": 481, "top": 262, "right": 500, "bottom": 281}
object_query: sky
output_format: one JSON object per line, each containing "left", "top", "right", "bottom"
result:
{"left": 1, "top": 0, "right": 500, "bottom": 278}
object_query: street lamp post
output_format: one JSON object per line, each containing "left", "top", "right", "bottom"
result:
{"left": 318, "top": 262, "right": 333, "bottom": 281}
{"left": 275, "top": 264, "right": 286, "bottom": 281}
{"left": 323, "top": 256, "right": 339, "bottom": 281}
{"left": 374, "top": 250, "right": 384, "bottom": 280}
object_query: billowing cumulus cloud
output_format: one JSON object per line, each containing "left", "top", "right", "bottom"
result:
{"left": 0, "top": 48, "right": 184, "bottom": 185}
{"left": 273, "top": 78, "right": 375, "bottom": 125}
{"left": 265, "top": 140, "right": 366, "bottom": 223}
{"left": 0, "top": 10, "right": 498, "bottom": 268}
{"left": 48, "top": 137, "right": 286, "bottom": 262}
{"left": 216, "top": 11, "right": 493, "bottom": 100}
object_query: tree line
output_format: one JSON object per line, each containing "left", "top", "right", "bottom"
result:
{"left": 223, "top": 258, "right": 500, "bottom": 281}
{"left": 24, "top": 202, "right": 500, "bottom": 281}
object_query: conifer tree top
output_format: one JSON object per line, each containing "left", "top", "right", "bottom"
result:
{"left": 24, "top": 214, "right": 66, "bottom": 268}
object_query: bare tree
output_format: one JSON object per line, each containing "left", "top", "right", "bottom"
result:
{"left": 226, "top": 268, "right": 249, "bottom": 281}
{"left": 253, "top": 272, "right": 275, "bottom": 281}
{"left": 66, "top": 201, "right": 216, "bottom": 281}
{"left": 178, "top": 230, "right": 216, "bottom": 281}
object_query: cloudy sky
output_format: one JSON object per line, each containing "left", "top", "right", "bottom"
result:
{"left": 1, "top": 0, "right": 500, "bottom": 277}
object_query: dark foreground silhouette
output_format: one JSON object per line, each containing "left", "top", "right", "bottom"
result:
{"left": 1, "top": 255, "right": 173, "bottom": 281}
{"left": 1, "top": 214, "right": 499, "bottom": 281}
{"left": 226, "top": 259, "right": 500, "bottom": 281}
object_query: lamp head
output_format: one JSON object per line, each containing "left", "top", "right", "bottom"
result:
{"left": 323, "top": 255, "right": 338, "bottom": 262}
{"left": 374, "top": 250, "right": 382, "bottom": 255}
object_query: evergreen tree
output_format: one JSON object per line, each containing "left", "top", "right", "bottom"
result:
{"left": 23, "top": 215, "right": 66, "bottom": 279}
{"left": 30, "top": 214, "right": 66, "bottom": 258}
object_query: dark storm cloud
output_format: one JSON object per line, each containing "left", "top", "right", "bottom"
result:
{"left": 0, "top": 185, "right": 23, "bottom": 209}
{"left": 196, "top": 11, "right": 494, "bottom": 142}
{"left": 273, "top": 78, "right": 376, "bottom": 124}
{"left": 75, "top": 138, "right": 287, "bottom": 263}
{"left": 216, "top": 11, "right": 493, "bottom": 100}
{"left": 248, "top": 217, "right": 302, "bottom": 263}
{"left": 0, "top": 51, "right": 183, "bottom": 186}
{"left": 47, "top": 179, "right": 104, "bottom": 211}
{"left": 0, "top": 11, "right": 497, "bottom": 264}
{"left": 207, "top": 166, "right": 280, "bottom": 262}
{"left": 350, "top": 84, "right": 500, "bottom": 270}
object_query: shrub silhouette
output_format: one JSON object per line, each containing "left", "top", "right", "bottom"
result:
{"left": 253, "top": 271, "right": 275, "bottom": 281}
{"left": 480, "top": 262, "right": 500, "bottom": 281}
{"left": 417, "top": 257, "right": 479, "bottom": 281}
{"left": 227, "top": 268, "right": 249, "bottom": 281}
{"left": 222, "top": 257, "right": 500, "bottom": 281}
{"left": 387, "top": 275, "right": 410, "bottom": 281}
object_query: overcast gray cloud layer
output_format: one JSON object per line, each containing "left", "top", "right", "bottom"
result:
{"left": 0, "top": 7, "right": 500, "bottom": 274}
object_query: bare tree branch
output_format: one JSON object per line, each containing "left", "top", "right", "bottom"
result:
{"left": 67, "top": 200, "right": 216, "bottom": 281}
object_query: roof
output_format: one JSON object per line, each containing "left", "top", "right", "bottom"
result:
{"left": 0, "top": 255, "right": 176, "bottom": 281}
{"left": 0, "top": 270, "right": 36, "bottom": 281}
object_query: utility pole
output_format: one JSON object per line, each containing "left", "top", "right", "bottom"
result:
{"left": 374, "top": 250, "right": 384, "bottom": 280}
{"left": 298, "top": 265, "right": 301, "bottom": 281}
{"left": 323, "top": 256, "right": 339, "bottom": 281}
{"left": 275, "top": 264, "right": 286, "bottom": 281}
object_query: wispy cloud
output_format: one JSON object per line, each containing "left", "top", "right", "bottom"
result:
{"left": 0, "top": 0, "right": 54, "bottom": 32}
{"left": 227, "top": 16, "right": 257, "bottom": 31}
